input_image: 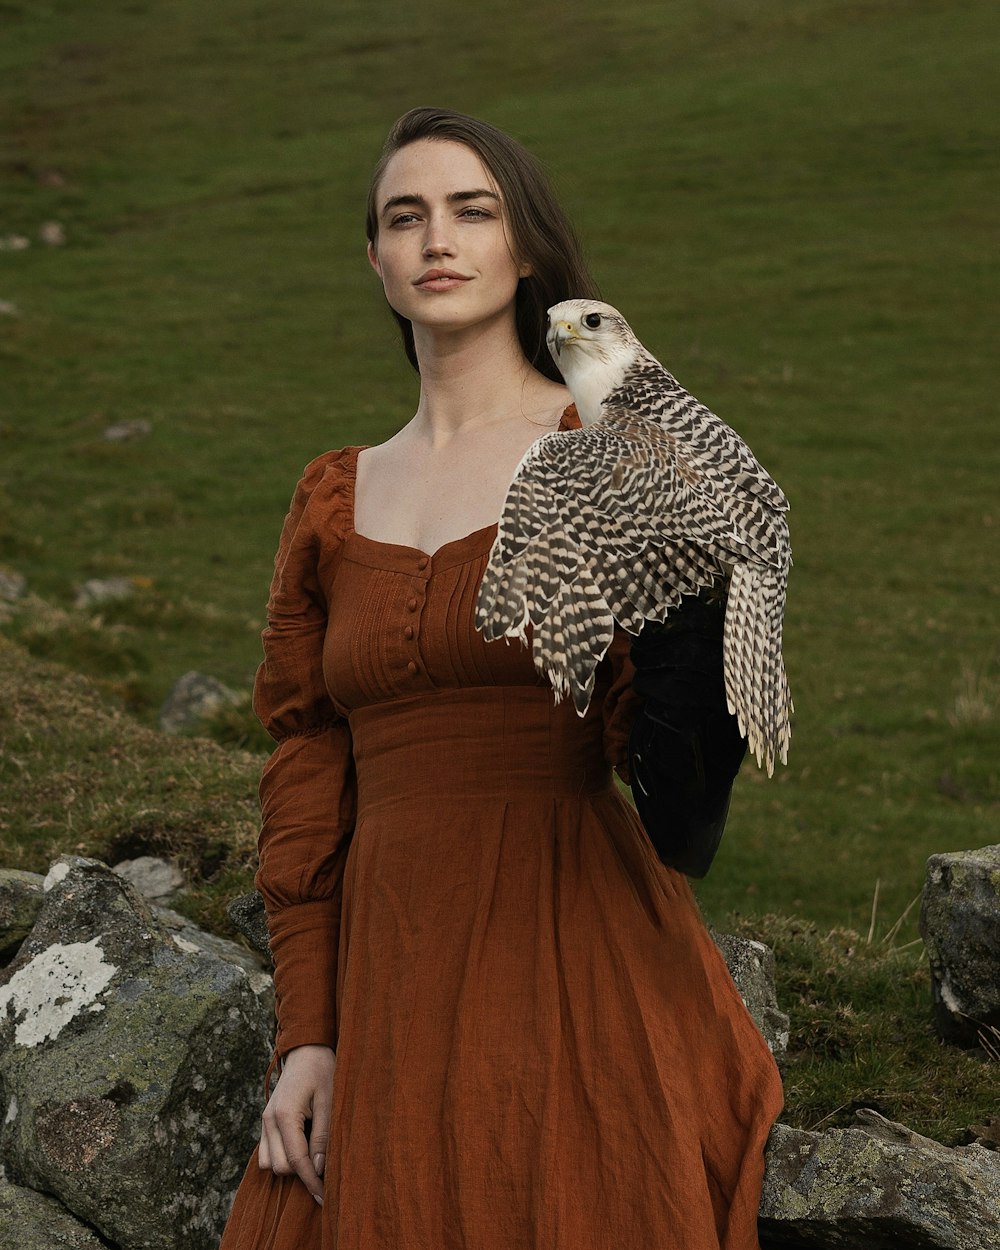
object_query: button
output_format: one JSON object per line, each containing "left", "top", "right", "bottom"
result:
{"left": 404, "top": 625, "right": 414, "bottom": 640}
{"left": 407, "top": 598, "right": 418, "bottom": 612}
{"left": 416, "top": 556, "right": 429, "bottom": 571}
{"left": 407, "top": 660, "right": 419, "bottom": 676}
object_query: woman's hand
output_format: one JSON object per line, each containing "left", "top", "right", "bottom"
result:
{"left": 258, "top": 1043, "right": 336, "bottom": 1205}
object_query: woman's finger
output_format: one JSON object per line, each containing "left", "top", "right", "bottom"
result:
{"left": 308, "top": 1074, "right": 333, "bottom": 1177}
{"left": 270, "top": 1105, "right": 320, "bottom": 1200}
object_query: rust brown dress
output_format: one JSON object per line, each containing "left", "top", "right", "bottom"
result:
{"left": 220, "top": 409, "right": 784, "bottom": 1250}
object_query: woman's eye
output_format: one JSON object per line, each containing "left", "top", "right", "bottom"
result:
{"left": 460, "top": 207, "right": 491, "bottom": 220}
{"left": 389, "top": 213, "right": 420, "bottom": 227}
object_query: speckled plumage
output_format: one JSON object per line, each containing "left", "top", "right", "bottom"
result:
{"left": 475, "top": 299, "right": 793, "bottom": 773}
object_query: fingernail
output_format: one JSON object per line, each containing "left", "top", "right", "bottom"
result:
{"left": 313, "top": 1152, "right": 325, "bottom": 1175}
{"left": 313, "top": 1194, "right": 324, "bottom": 1207}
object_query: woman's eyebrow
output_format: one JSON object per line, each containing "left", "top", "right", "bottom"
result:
{"left": 381, "top": 189, "right": 501, "bottom": 215}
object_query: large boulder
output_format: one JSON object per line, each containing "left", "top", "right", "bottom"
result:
{"left": 0, "top": 856, "right": 273, "bottom": 1250}
{"left": 0, "top": 1178, "right": 108, "bottom": 1250}
{"left": 760, "top": 1110, "right": 1000, "bottom": 1249}
{"left": 919, "top": 844, "right": 1000, "bottom": 1047}
{"left": 0, "top": 869, "right": 45, "bottom": 963}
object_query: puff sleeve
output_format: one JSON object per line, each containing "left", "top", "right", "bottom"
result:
{"left": 252, "top": 451, "right": 357, "bottom": 1057}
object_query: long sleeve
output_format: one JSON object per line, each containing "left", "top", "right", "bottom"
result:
{"left": 252, "top": 451, "right": 357, "bottom": 1056}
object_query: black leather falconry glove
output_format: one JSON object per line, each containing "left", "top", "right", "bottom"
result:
{"left": 628, "top": 587, "right": 748, "bottom": 878}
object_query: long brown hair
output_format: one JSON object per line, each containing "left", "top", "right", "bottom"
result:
{"left": 365, "top": 107, "right": 600, "bottom": 382}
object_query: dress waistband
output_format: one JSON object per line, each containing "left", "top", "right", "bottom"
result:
{"left": 348, "top": 688, "right": 613, "bottom": 806}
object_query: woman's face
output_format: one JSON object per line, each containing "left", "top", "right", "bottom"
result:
{"left": 367, "top": 138, "right": 530, "bottom": 337}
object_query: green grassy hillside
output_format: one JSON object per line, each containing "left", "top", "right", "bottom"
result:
{"left": 1, "top": 0, "right": 997, "bottom": 941}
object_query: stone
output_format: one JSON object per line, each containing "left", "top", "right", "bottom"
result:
{"left": 153, "top": 904, "right": 273, "bottom": 1016}
{"left": 0, "top": 869, "right": 45, "bottom": 964}
{"left": 919, "top": 844, "right": 1000, "bottom": 1047}
{"left": 713, "top": 930, "right": 789, "bottom": 1055}
{"left": 73, "top": 577, "right": 135, "bottom": 610}
{"left": 103, "top": 418, "right": 152, "bottom": 442}
{"left": 0, "top": 570, "right": 26, "bottom": 603}
{"left": 227, "top": 889, "right": 271, "bottom": 959}
{"left": 112, "top": 854, "right": 184, "bottom": 902}
{"left": 0, "top": 236, "right": 29, "bottom": 252}
{"left": 0, "top": 300, "right": 19, "bottom": 317}
{"left": 0, "top": 856, "right": 273, "bottom": 1250}
{"left": 159, "top": 671, "right": 243, "bottom": 735}
{"left": 0, "top": 1178, "right": 108, "bottom": 1250}
{"left": 759, "top": 1111, "right": 1000, "bottom": 1249}
{"left": 38, "top": 221, "right": 66, "bottom": 247}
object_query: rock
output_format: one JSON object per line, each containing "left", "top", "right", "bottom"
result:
{"left": 713, "top": 931, "right": 789, "bottom": 1055}
{"left": 0, "top": 1178, "right": 108, "bottom": 1250}
{"left": 112, "top": 854, "right": 184, "bottom": 902}
{"left": 73, "top": 577, "right": 135, "bottom": 609}
{"left": 153, "top": 904, "right": 273, "bottom": 1015}
{"left": 0, "top": 869, "right": 45, "bottom": 964}
{"left": 759, "top": 1111, "right": 1000, "bottom": 1249}
{"left": 0, "top": 236, "right": 29, "bottom": 252}
{"left": 919, "top": 844, "right": 1000, "bottom": 1047}
{"left": 0, "top": 300, "right": 19, "bottom": 317}
{"left": 0, "top": 856, "right": 272, "bottom": 1250}
{"left": 227, "top": 890, "right": 271, "bottom": 959}
{"left": 159, "top": 671, "right": 243, "bottom": 735}
{"left": 103, "top": 418, "right": 152, "bottom": 442}
{"left": 0, "top": 569, "right": 26, "bottom": 603}
{"left": 38, "top": 221, "right": 66, "bottom": 247}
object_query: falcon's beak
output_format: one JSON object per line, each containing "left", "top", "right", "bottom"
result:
{"left": 547, "top": 321, "right": 579, "bottom": 359}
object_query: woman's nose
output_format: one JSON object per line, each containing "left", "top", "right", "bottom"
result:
{"left": 422, "top": 214, "right": 455, "bottom": 257}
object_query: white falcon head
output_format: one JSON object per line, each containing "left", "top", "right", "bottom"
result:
{"left": 546, "top": 299, "right": 642, "bottom": 425}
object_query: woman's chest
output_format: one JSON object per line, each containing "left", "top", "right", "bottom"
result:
{"left": 318, "top": 534, "right": 544, "bottom": 714}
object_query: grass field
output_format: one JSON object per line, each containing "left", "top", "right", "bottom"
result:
{"left": 2, "top": 0, "right": 998, "bottom": 952}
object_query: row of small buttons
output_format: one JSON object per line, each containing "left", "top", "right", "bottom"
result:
{"left": 405, "top": 579, "right": 424, "bottom": 679}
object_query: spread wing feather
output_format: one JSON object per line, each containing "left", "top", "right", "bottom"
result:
{"left": 474, "top": 391, "right": 792, "bottom": 770}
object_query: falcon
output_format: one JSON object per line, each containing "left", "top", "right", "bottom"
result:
{"left": 475, "top": 299, "right": 793, "bottom": 774}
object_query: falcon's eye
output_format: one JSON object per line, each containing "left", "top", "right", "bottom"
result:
{"left": 584, "top": 313, "right": 602, "bottom": 330}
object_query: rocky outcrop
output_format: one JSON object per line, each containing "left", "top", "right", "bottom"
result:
{"left": 0, "top": 1178, "right": 108, "bottom": 1250}
{"left": 712, "top": 930, "right": 790, "bottom": 1056}
{"left": 73, "top": 577, "right": 137, "bottom": 610}
{"left": 919, "top": 844, "right": 1000, "bottom": 1048}
{"left": 158, "top": 671, "right": 243, "bottom": 735}
{"left": 112, "top": 855, "right": 184, "bottom": 903}
{"left": 0, "top": 868, "right": 45, "bottom": 963}
{"left": 227, "top": 889, "right": 271, "bottom": 959}
{"left": 760, "top": 1110, "right": 1000, "bottom": 1249}
{"left": 0, "top": 857, "right": 273, "bottom": 1250}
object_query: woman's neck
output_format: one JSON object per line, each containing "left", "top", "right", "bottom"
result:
{"left": 409, "top": 315, "right": 564, "bottom": 445}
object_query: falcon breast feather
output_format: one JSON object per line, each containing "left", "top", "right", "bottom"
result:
{"left": 474, "top": 299, "right": 793, "bottom": 775}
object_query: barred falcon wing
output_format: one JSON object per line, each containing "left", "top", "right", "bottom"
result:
{"left": 475, "top": 404, "right": 792, "bottom": 773}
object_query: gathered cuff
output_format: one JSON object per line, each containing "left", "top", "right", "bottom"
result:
{"left": 268, "top": 900, "right": 341, "bottom": 1056}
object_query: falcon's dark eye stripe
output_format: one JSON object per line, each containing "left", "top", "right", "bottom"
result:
{"left": 584, "top": 313, "right": 602, "bottom": 329}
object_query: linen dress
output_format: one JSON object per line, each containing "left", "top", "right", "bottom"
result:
{"left": 219, "top": 408, "right": 784, "bottom": 1250}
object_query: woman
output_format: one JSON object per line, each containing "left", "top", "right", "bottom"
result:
{"left": 220, "top": 107, "right": 783, "bottom": 1250}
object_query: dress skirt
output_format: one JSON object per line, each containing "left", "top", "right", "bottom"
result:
{"left": 222, "top": 688, "right": 782, "bottom": 1249}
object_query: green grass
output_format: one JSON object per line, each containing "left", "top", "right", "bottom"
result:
{"left": 1, "top": 2, "right": 997, "bottom": 954}
{"left": 0, "top": 637, "right": 260, "bottom": 934}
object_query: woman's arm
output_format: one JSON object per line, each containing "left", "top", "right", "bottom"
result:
{"left": 251, "top": 451, "right": 357, "bottom": 1192}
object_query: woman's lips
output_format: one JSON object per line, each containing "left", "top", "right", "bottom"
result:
{"left": 414, "top": 269, "right": 471, "bottom": 291}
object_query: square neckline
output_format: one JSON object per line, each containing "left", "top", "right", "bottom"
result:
{"left": 343, "top": 404, "right": 579, "bottom": 567}
{"left": 344, "top": 445, "right": 498, "bottom": 567}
